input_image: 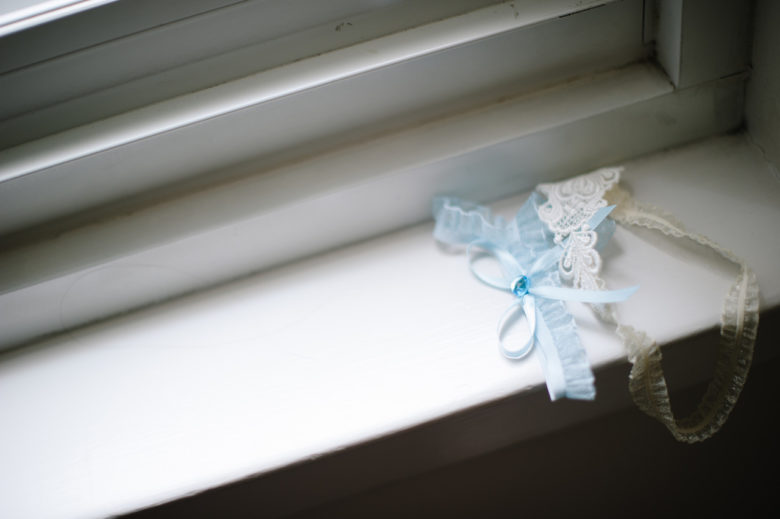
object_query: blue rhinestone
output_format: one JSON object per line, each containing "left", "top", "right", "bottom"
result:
{"left": 511, "top": 276, "right": 529, "bottom": 297}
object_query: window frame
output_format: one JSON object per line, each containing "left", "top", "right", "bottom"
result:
{"left": 0, "top": 0, "right": 754, "bottom": 351}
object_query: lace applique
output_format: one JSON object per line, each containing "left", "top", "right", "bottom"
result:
{"left": 559, "top": 227, "right": 604, "bottom": 290}
{"left": 536, "top": 168, "right": 621, "bottom": 290}
{"left": 536, "top": 167, "right": 621, "bottom": 243}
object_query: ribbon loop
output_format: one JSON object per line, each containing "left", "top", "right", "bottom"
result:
{"left": 467, "top": 241, "right": 523, "bottom": 290}
{"left": 470, "top": 240, "right": 638, "bottom": 363}
{"left": 497, "top": 297, "right": 537, "bottom": 359}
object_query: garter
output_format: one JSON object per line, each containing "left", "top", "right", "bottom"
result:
{"left": 433, "top": 167, "right": 758, "bottom": 442}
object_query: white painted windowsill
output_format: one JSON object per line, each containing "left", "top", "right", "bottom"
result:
{"left": 1, "top": 134, "right": 778, "bottom": 518}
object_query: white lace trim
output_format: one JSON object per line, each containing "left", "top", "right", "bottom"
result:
{"left": 603, "top": 186, "right": 758, "bottom": 443}
{"left": 536, "top": 167, "right": 621, "bottom": 291}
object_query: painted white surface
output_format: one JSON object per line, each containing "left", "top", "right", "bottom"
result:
{"left": 3, "top": 63, "right": 749, "bottom": 350}
{"left": 0, "top": 134, "right": 778, "bottom": 518}
{"left": 0, "top": 0, "right": 514, "bottom": 145}
{"left": 0, "top": 0, "right": 116, "bottom": 30}
{"left": 0, "top": 0, "right": 626, "bottom": 182}
{"left": 0, "top": 0, "right": 645, "bottom": 238}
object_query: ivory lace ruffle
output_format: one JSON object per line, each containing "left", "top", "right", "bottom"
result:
{"left": 605, "top": 186, "right": 759, "bottom": 442}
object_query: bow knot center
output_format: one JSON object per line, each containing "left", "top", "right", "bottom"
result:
{"left": 511, "top": 276, "right": 529, "bottom": 297}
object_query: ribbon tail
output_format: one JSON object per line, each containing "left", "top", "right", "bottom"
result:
{"left": 586, "top": 204, "right": 617, "bottom": 230}
{"left": 533, "top": 308, "right": 568, "bottom": 401}
{"left": 535, "top": 308, "right": 596, "bottom": 401}
{"left": 530, "top": 285, "right": 638, "bottom": 303}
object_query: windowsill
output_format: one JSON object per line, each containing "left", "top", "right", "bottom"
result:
{"left": 1, "top": 62, "right": 747, "bottom": 351}
{"left": 1, "top": 133, "right": 778, "bottom": 518}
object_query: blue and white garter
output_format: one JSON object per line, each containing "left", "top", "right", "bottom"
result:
{"left": 433, "top": 167, "right": 759, "bottom": 442}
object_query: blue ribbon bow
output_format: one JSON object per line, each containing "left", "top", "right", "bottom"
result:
{"left": 466, "top": 205, "right": 638, "bottom": 400}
